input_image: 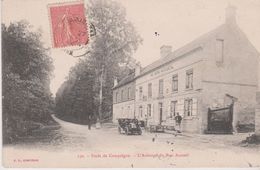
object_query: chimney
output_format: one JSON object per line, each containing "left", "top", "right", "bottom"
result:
{"left": 225, "top": 5, "right": 237, "bottom": 25}
{"left": 134, "top": 62, "right": 141, "bottom": 77}
{"left": 160, "top": 45, "right": 172, "bottom": 58}
{"left": 113, "top": 77, "right": 118, "bottom": 87}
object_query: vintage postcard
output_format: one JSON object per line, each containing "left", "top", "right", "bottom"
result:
{"left": 1, "top": 0, "right": 260, "bottom": 168}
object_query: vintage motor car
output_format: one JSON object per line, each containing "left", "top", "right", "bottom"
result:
{"left": 117, "top": 118, "right": 142, "bottom": 135}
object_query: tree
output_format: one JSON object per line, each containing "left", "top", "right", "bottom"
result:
{"left": 55, "top": 0, "right": 141, "bottom": 124}
{"left": 2, "top": 21, "right": 54, "bottom": 143}
{"left": 87, "top": 0, "right": 142, "bottom": 120}
{"left": 55, "top": 59, "right": 95, "bottom": 124}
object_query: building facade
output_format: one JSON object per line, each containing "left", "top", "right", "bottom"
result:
{"left": 112, "top": 6, "right": 259, "bottom": 133}
{"left": 112, "top": 72, "right": 136, "bottom": 122}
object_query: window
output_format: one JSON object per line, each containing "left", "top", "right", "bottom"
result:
{"left": 184, "top": 99, "right": 193, "bottom": 116}
{"left": 127, "top": 87, "right": 131, "bottom": 100}
{"left": 186, "top": 70, "right": 193, "bottom": 89}
{"left": 216, "top": 39, "right": 224, "bottom": 64}
{"left": 159, "top": 79, "right": 164, "bottom": 96}
{"left": 139, "top": 86, "right": 143, "bottom": 100}
{"left": 148, "top": 83, "right": 152, "bottom": 98}
{"left": 139, "top": 106, "right": 143, "bottom": 118}
{"left": 170, "top": 101, "right": 177, "bottom": 118}
{"left": 172, "top": 74, "right": 178, "bottom": 92}
{"left": 147, "top": 104, "right": 152, "bottom": 117}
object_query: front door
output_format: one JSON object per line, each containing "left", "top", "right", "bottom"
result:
{"left": 159, "top": 103, "right": 163, "bottom": 124}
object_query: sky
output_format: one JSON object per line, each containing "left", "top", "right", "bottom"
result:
{"left": 2, "top": 0, "right": 260, "bottom": 95}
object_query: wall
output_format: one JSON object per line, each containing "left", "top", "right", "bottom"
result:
{"left": 134, "top": 48, "right": 204, "bottom": 132}
{"left": 112, "top": 81, "right": 135, "bottom": 123}
{"left": 201, "top": 82, "right": 256, "bottom": 132}
{"left": 113, "top": 81, "right": 135, "bottom": 104}
{"left": 201, "top": 23, "right": 258, "bottom": 132}
{"left": 112, "top": 100, "right": 135, "bottom": 123}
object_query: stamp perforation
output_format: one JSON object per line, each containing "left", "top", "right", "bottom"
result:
{"left": 47, "top": 0, "right": 90, "bottom": 49}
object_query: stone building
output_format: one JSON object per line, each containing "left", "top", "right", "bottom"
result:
{"left": 112, "top": 71, "right": 136, "bottom": 122}
{"left": 112, "top": 6, "right": 259, "bottom": 133}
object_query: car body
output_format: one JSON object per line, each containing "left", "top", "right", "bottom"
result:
{"left": 117, "top": 118, "right": 142, "bottom": 135}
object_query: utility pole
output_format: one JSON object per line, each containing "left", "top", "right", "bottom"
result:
{"left": 98, "top": 65, "right": 104, "bottom": 122}
{"left": 95, "top": 64, "right": 104, "bottom": 128}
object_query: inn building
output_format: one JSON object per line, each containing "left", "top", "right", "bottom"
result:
{"left": 112, "top": 6, "right": 259, "bottom": 133}
{"left": 112, "top": 71, "right": 136, "bottom": 122}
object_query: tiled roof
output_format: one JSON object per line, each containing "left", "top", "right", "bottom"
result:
{"left": 139, "top": 24, "right": 226, "bottom": 77}
{"left": 114, "top": 21, "right": 259, "bottom": 89}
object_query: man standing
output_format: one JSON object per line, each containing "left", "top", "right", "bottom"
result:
{"left": 88, "top": 114, "right": 92, "bottom": 130}
{"left": 175, "top": 113, "right": 182, "bottom": 133}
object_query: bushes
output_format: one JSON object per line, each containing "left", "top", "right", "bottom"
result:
{"left": 2, "top": 22, "right": 54, "bottom": 144}
{"left": 242, "top": 134, "right": 260, "bottom": 144}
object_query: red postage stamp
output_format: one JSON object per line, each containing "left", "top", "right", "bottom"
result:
{"left": 48, "top": 1, "right": 89, "bottom": 48}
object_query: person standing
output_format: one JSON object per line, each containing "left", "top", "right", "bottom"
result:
{"left": 88, "top": 114, "right": 92, "bottom": 130}
{"left": 174, "top": 113, "right": 182, "bottom": 133}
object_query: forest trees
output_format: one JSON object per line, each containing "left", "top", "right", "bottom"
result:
{"left": 55, "top": 60, "right": 95, "bottom": 124}
{"left": 2, "top": 21, "right": 54, "bottom": 143}
{"left": 55, "top": 0, "right": 142, "bottom": 123}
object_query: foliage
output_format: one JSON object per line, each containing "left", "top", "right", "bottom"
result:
{"left": 88, "top": 0, "right": 142, "bottom": 119}
{"left": 55, "top": 0, "right": 142, "bottom": 122}
{"left": 2, "top": 21, "right": 54, "bottom": 144}
{"left": 55, "top": 59, "right": 95, "bottom": 124}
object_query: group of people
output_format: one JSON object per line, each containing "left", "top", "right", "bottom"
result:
{"left": 89, "top": 113, "right": 183, "bottom": 132}
{"left": 142, "top": 113, "right": 183, "bottom": 133}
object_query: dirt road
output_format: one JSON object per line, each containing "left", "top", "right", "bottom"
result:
{"left": 3, "top": 115, "right": 260, "bottom": 168}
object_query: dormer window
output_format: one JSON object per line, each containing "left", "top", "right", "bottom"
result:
{"left": 216, "top": 39, "right": 224, "bottom": 66}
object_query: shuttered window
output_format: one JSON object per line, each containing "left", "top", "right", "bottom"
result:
{"left": 216, "top": 39, "right": 224, "bottom": 64}
{"left": 186, "top": 69, "right": 193, "bottom": 89}
{"left": 170, "top": 101, "right": 178, "bottom": 117}
{"left": 184, "top": 98, "right": 193, "bottom": 116}
{"left": 139, "top": 106, "right": 143, "bottom": 118}
{"left": 172, "top": 74, "right": 178, "bottom": 92}
{"left": 127, "top": 87, "right": 131, "bottom": 99}
{"left": 147, "top": 104, "right": 152, "bottom": 117}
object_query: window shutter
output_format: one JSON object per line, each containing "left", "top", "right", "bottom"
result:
{"left": 151, "top": 104, "right": 154, "bottom": 117}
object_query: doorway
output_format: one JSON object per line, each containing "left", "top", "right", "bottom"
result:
{"left": 207, "top": 104, "right": 233, "bottom": 134}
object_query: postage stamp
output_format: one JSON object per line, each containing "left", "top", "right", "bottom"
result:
{"left": 48, "top": 1, "right": 89, "bottom": 48}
